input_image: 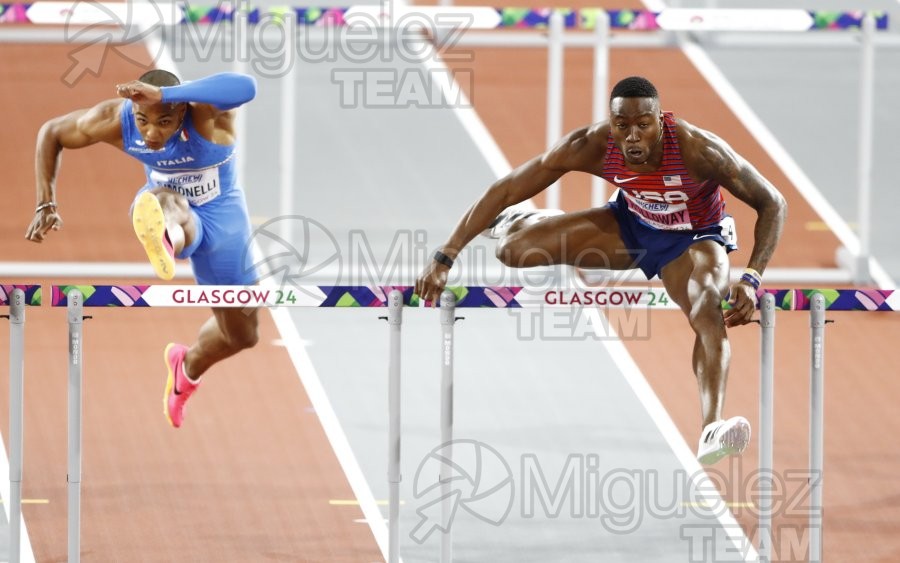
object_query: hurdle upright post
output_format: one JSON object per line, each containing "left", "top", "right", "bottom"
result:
{"left": 545, "top": 10, "right": 564, "bottom": 210}
{"left": 233, "top": 5, "right": 250, "bottom": 191}
{"left": 439, "top": 290, "right": 458, "bottom": 563}
{"left": 7, "top": 289, "right": 26, "bottom": 563}
{"left": 591, "top": 10, "right": 610, "bottom": 208}
{"left": 809, "top": 293, "right": 826, "bottom": 562}
{"left": 758, "top": 293, "right": 775, "bottom": 562}
{"left": 387, "top": 290, "right": 404, "bottom": 563}
{"left": 854, "top": 13, "right": 876, "bottom": 285}
{"left": 279, "top": 19, "right": 298, "bottom": 244}
{"left": 67, "top": 289, "right": 84, "bottom": 563}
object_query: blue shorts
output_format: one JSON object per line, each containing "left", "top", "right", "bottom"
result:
{"left": 132, "top": 187, "right": 259, "bottom": 286}
{"left": 608, "top": 190, "right": 737, "bottom": 280}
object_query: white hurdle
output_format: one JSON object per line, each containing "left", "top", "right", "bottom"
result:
{"left": 33, "top": 283, "right": 900, "bottom": 561}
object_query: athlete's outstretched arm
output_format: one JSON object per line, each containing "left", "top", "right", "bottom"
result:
{"left": 27, "top": 99, "right": 123, "bottom": 243}
{"left": 116, "top": 73, "right": 257, "bottom": 111}
{"left": 415, "top": 125, "right": 606, "bottom": 303}
{"left": 683, "top": 123, "right": 787, "bottom": 326}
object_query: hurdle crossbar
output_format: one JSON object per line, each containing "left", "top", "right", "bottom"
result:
{"left": 46, "top": 284, "right": 900, "bottom": 311}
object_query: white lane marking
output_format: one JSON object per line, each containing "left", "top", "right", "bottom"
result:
{"left": 268, "top": 305, "right": 392, "bottom": 559}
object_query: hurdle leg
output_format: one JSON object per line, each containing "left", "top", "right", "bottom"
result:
{"left": 809, "top": 294, "right": 826, "bottom": 562}
{"left": 439, "top": 290, "right": 458, "bottom": 563}
{"left": 544, "top": 10, "right": 564, "bottom": 209}
{"left": 590, "top": 10, "right": 610, "bottom": 208}
{"left": 386, "top": 290, "right": 403, "bottom": 563}
{"left": 67, "top": 290, "right": 85, "bottom": 563}
{"left": 853, "top": 14, "right": 875, "bottom": 285}
{"left": 6, "top": 289, "right": 26, "bottom": 563}
{"left": 758, "top": 293, "right": 775, "bottom": 562}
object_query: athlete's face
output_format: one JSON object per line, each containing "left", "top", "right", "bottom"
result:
{"left": 609, "top": 97, "right": 663, "bottom": 166}
{"left": 132, "top": 103, "right": 185, "bottom": 151}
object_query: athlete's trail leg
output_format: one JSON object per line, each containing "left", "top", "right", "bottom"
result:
{"left": 184, "top": 308, "right": 259, "bottom": 379}
{"left": 660, "top": 241, "right": 731, "bottom": 427}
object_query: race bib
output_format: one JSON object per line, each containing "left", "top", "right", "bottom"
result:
{"left": 149, "top": 167, "right": 221, "bottom": 206}
{"left": 719, "top": 215, "right": 738, "bottom": 250}
{"left": 623, "top": 192, "right": 692, "bottom": 230}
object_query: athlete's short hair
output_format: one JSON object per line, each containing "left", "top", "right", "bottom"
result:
{"left": 138, "top": 69, "right": 180, "bottom": 88}
{"left": 610, "top": 76, "right": 658, "bottom": 101}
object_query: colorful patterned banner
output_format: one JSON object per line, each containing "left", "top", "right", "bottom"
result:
{"left": 0, "top": 2, "right": 27, "bottom": 22}
{"left": 0, "top": 3, "right": 889, "bottom": 30}
{"left": 0, "top": 285, "right": 42, "bottom": 307}
{"left": 810, "top": 11, "right": 888, "bottom": 30}
{"left": 759, "top": 288, "right": 898, "bottom": 312}
{"left": 49, "top": 284, "right": 528, "bottom": 308}
{"left": 47, "top": 285, "right": 900, "bottom": 311}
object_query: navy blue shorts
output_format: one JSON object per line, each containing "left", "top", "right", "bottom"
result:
{"left": 608, "top": 191, "right": 737, "bottom": 280}
{"left": 132, "top": 187, "right": 259, "bottom": 286}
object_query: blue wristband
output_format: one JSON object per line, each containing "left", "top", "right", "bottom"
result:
{"left": 740, "top": 272, "right": 761, "bottom": 290}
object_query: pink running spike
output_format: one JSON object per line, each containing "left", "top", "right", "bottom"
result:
{"left": 163, "top": 343, "right": 198, "bottom": 428}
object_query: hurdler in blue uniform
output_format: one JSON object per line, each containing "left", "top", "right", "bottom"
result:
{"left": 121, "top": 85, "right": 256, "bottom": 286}
{"left": 28, "top": 70, "right": 261, "bottom": 428}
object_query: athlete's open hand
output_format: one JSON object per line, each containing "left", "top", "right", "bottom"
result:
{"left": 724, "top": 281, "right": 757, "bottom": 327}
{"left": 415, "top": 261, "right": 450, "bottom": 306}
{"left": 25, "top": 206, "right": 63, "bottom": 243}
{"left": 116, "top": 81, "right": 163, "bottom": 105}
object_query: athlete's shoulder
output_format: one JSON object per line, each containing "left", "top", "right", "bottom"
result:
{"left": 83, "top": 98, "right": 126, "bottom": 122}
{"left": 565, "top": 122, "right": 609, "bottom": 156}
{"left": 76, "top": 98, "right": 125, "bottom": 141}
{"left": 673, "top": 116, "right": 706, "bottom": 144}
{"left": 673, "top": 118, "right": 735, "bottom": 177}
{"left": 586, "top": 120, "right": 610, "bottom": 138}
{"left": 542, "top": 122, "right": 609, "bottom": 171}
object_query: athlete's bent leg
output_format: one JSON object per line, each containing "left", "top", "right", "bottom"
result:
{"left": 132, "top": 188, "right": 201, "bottom": 280}
{"left": 148, "top": 187, "right": 198, "bottom": 256}
{"left": 495, "top": 207, "right": 636, "bottom": 270}
{"left": 163, "top": 308, "right": 259, "bottom": 428}
{"left": 184, "top": 308, "right": 260, "bottom": 379}
{"left": 661, "top": 241, "right": 750, "bottom": 464}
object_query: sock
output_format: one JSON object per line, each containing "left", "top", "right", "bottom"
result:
{"left": 163, "top": 230, "right": 174, "bottom": 257}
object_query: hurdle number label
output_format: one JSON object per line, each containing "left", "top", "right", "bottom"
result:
{"left": 275, "top": 290, "right": 297, "bottom": 305}
{"left": 647, "top": 290, "right": 670, "bottom": 307}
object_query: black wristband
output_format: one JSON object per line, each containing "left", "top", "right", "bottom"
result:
{"left": 433, "top": 250, "right": 454, "bottom": 269}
